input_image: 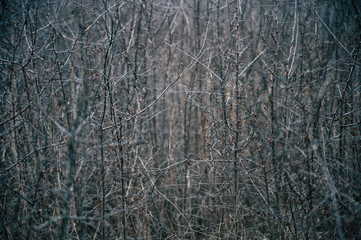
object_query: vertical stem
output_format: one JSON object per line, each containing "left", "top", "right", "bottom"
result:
{"left": 59, "top": 133, "right": 76, "bottom": 240}
{"left": 234, "top": 2, "right": 241, "bottom": 238}
{"left": 100, "top": 95, "right": 106, "bottom": 240}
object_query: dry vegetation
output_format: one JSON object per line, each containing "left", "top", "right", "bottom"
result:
{"left": 0, "top": 0, "right": 360, "bottom": 239}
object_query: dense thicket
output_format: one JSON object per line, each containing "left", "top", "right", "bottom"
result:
{"left": 1, "top": 0, "right": 360, "bottom": 239}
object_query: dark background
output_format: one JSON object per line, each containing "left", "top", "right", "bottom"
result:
{"left": 1, "top": 0, "right": 360, "bottom": 239}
